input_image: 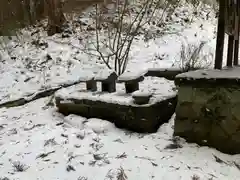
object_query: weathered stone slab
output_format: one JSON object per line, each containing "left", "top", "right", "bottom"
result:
{"left": 86, "top": 79, "right": 97, "bottom": 91}
{"left": 132, "top": 91, "right": 152, "bottom": 105}
{"left": 95, "top": 69, "right": 118, "bottom": 93}
{"left": 175, "top": 67, "right": 240, "bottom": 87}
{"left": 174, "top": 68, "right": 240, "bottom": 154}
{"left": 146, "top": 68, "right": 183, "bottom": 80}
{"left": 55, "top": 76, "right": 177, "bottom": 133}
{"left": 77, "top": 71, "right": 97, "bottom": 91}
{"left": 118, "top": 70, "right": 146, "bottom": 93}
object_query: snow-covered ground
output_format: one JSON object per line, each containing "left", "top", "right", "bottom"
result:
{"left": 0, "top": 98, "right": 240, "bottom": 180}
{"left": 0, "top": 0, "right": 240, "bottom": 179}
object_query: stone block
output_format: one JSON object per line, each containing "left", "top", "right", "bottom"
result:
{"left": 118, "top": 70, "right": 145, "bottom": 93}
{"left": 56, "top": 95, "right": 177, "bottom": 133}
{"left": 86, "top": 80, "right": 97, "bottom": 91}
{"left": 177, "top": 86, "right": 193, "bottom": 102}
{"left": 95, "top": 70, "right": 118, "bottom": 93}
{"left": 175, "top": 68, "right": 240, "bottom": 154}
{"left": 192, "top": 88, "right": 216, "bottom": 103}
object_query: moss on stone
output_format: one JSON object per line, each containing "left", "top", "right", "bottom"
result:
{"left": 175, "top": 85, "right": 240, "bottom": 154}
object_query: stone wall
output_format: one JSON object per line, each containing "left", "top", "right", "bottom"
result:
{"left": 175, "top": 86, "right": 240, "bottom": 154}
{"left": 56, "top": 96, "right": 177, "bottom": 133}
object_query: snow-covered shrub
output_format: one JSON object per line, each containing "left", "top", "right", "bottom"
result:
{"left": 174, "top": 41, "right": 213, "bottom": 71}
{"left": 84, "top": 0, "right": 173, "bottom": 75}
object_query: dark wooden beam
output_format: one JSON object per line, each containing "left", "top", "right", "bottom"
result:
{"left": 234, "top": 39, "right": 239, "bottom": 65}
{"left": 234, "top": 0, "right": 240, "bottom": 66}
{"left": 214, "top": 0, "right": 226, "bottom": 69}
{"left": 227, "top": 35, "right": 234, "bottom": 67}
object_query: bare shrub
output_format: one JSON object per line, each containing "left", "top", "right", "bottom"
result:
{"left": 105, "top": 169, "right": 114, "bottom": 180}
{"left": 83, "top": 0, "right": 173, "bottom": 75}
{"left": 186, "top": 0, "right": 200, "bottom": 7}
{"left": 192, "top": 174, "right": 200, "bottom": 180}
{"left": 187, "top": 0, "right": 218, "bottom": 8}
{"left": 173, "top": 41, "right": 212, "bottom": 71}
{"left": 12, "top": 161, "right": 28, "bottom": 172}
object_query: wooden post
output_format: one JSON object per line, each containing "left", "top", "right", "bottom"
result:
{"left": 227, "top": 35, "right": 234, "bottom": 67}
{"left": 234, "top": 38, "right": 239, "bottom": 66}
{"left": 214, "top": 0, "right": 226, "bottom": 69}
{"left": 234, "top": 1, "right": 240, "bottom": 66}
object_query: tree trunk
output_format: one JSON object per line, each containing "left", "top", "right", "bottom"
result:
{"left": 45, "top": 0, "right": 66, "bottom": 36}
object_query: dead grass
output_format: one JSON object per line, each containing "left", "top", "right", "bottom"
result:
{"left": 117, "top": 167, "right": 128, "bottom": 180}
{"left": 192, "top": 174, "right": 200, "bottom": 180}
{"left": 12, "top": 161, "right": 28, "bottom": 172}
{"left": 0, "top": 178, "right": 10, "bottom": 180}
{"left": 78, "top": 177, "right": 88, "bottom": 180}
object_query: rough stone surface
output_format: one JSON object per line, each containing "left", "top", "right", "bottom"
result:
{"left": 118, "top": 71, "right": 145, "bottom": 93}
{"left": 56, "top": 96, "right": 177, "bottom": 133}
{"left": 86, "top": 80, "right": 97, "bottom": 91}
{"left": 132, "top": 93, "right": 152, "bottom": 105}
{"left": 95, "top": 71, "right": 118, "bottom": 93}
{"left": 101, "top": 81, "right": 116, "bottom": 93}
{"left": 125, "top": 82, "right": 140, "bottom": 93}
{"left": 175, "top": 85, "right": 240, "bottom": 154}
{"left": 95, "top": 70, "right": 118, "bottom": 82}
{"left": 175, "top": 67, "right": 240, "bottom": 87}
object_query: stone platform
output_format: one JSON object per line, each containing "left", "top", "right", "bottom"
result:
{"left": 174, "top": 67, "right": 240, "bottom": 154}
{"left": 55, "top": 77, "right": 177, "bottom": 133}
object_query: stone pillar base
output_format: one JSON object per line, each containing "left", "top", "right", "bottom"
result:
{"left": 174, "top": 68, "right": 240, "bottom": 154}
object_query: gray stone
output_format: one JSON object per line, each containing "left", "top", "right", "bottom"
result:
{"left": 55, "top": 95, "right": 177, "bottom": 133}
{"left": 175, "top": 68, "right": 240, "bottom": 154}
{"left": 145, "top": 68, "right": 183, "bottom": 80}
{"left": 118, "top": 71, "right": 145, "bottom": 93}
{"left": 86, "top": 80, "right": 97, "bottom": 92}
{"left": 125, "top": 81, "right": 140, "bottom": 93}
{"left": 132, "top": 92, "right": 152, "bottom": 105}
{"left": 101, "top": 81, "right": 116, "bottom": 93}
{"left": 95, "top": 70, "right": 118, "bottom": 93}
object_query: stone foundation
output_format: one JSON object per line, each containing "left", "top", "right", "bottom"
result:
{"left": 56, "top": 96, "right": 177, "bottom": 133}
{"left": 174, "top": 68, "right": 240, "bottom": 154}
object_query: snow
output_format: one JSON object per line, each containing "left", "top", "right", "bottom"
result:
{"left": 56, "top": 76, "right": 176, "bottom": 106}
{"left": 148, "top": 67, "right": 182, "bottom": 72}
{"left": 0, "top": 0, "right": 239, "bottom": 179}
{"left": 132, "top": 90, "right": 152, "bottom": 97}
{"left": 0, "top": 98, "right": 240, "bottom": 180}
{"left": 64, "top": 115, "right": 87, "bottom": 129}
{"left": 118, "top": 69, "right": 147, "bottom": 81}
{"left": 176, "top": 67, "right": 240, "bottom": 80}
{"left": 75, "top": 70, "right": 95, "bottom": 82}
{"left": 94, "top": 69, "right": 117, "bottom": 81}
